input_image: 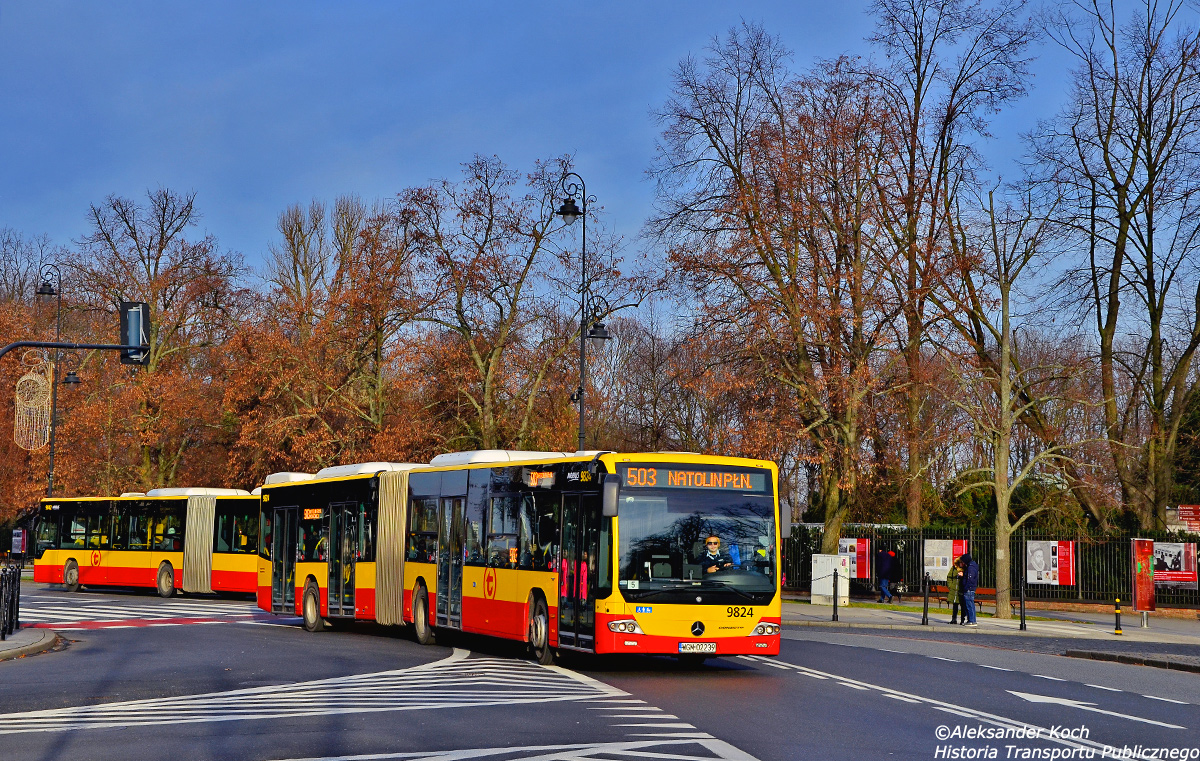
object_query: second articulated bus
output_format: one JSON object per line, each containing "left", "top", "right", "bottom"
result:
{"left": 258, "top": 450, "right": 782, "bottom": 663}
{"left": 34, "top": 488, "right": 261, "bottom": 597}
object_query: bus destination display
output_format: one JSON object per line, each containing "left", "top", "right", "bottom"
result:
{"left": 621, "top": 466, "right": 767, "bottom": 491}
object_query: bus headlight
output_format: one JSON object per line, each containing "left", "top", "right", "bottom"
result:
{"left": 751, "top": 622, "right": 780, "bottom": 636}
{"left": 607, "top": 619, "right": 644, "bottom": 634}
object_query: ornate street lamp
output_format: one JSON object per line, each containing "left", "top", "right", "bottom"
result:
{"left": 554, "top": 173, "right": 610, "bottom": 452}
{"left": 34, "top": 264, "right": 64, "bottom": 497}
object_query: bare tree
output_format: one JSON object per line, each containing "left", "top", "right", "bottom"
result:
{"left": 1031, "top": 0, "right": 1200, "bottom": 528}
{"left": 867, "top": 0, "right": 1037, "bottom": 526}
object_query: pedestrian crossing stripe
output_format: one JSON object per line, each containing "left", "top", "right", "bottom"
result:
{"left": 263, "top": 737, "right": 759, "bottom": 761}
{"left": 18, "top": 597, "right": 273, "bottom": 629}
{"left": 0, "top": 650, "right": 628, "bottom": 735}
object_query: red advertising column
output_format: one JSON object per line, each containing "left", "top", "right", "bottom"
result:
{"left": 1131, "top": 538, "right": 1156, "bottom": 612}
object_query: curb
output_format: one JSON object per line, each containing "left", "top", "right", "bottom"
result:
{"left": 782, "top": 620, "right": 1108, "bottom": 639}
{"left": 1064, "top": 649, "right": 1200, "bottom": 674}
{"left": 0, "top": 629, "right": 59, "bottom": 661}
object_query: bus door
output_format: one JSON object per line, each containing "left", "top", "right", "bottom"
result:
{"left": 558, "top": 493, "right": 600, "bottom": 650}
{"left": 327, "top": 502, "right": 357, "bottom": 617}
{"left": 271, "top": 506, "right": 298, "bottom": 614}
{"left": 436, "top": 496, "right": 464, "bottom": 628}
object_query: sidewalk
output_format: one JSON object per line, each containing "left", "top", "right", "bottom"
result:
{"left": 0, "top": 627, "right": 57, "bottom": 661}
{"left": 782, "top": 599, "right": 1200, "bottom": 646}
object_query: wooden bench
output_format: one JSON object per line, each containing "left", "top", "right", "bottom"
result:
{"left": 932, "top": 584, "right": 1016, "bottom": 613}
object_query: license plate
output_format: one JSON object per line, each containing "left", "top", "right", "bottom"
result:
{"left": 678, "top": 642, "right": 717, "bottom": 654}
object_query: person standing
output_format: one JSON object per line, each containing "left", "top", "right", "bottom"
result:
{"left": 946, "top": 557, "right": 962, "bottom": 625}
{"left": 876, "top": 548, "right": 893, "bottom": 603}
{"left": 960, "top": 553, "right": 979, "bottom": 626}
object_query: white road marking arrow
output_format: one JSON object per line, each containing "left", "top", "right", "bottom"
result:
{"left": 1008, "top": 691, "right": 1185, "bottom": 729}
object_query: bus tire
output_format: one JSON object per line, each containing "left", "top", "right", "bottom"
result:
{"left": 413, "top": 584, "right": 435, "bottom": 645}
{"left": 156, "top": 563, "right": 175, "bottom": 598}
{"left": 63, "top": 560, "right": 80, "bottom": 593}
{"left": 529, "top": 597, "right": 554, "bottom": 665}
{"left": 302, "top": 581, "right": 326, "bottom": 632}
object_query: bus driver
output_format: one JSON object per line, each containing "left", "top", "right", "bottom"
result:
{"left": 700, "top": 535, "right": 734, "bottom": 574}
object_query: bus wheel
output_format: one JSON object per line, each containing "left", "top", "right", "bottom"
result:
{"left": 63, "top": 560, "right": 80, "bottom": 593}
{"left": 156, "top": 564, "right": 175, "bottom": 598}
{"left": 302, "top": 581, "right": 326, "bottom": 632}
{"left": 413, "top": 584, "right": 435, "bottom": 645}
{"left": 529, "top": 597, "right": 554, "bottom": 665}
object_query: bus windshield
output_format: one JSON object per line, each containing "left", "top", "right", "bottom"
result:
{"left": 615, "top": 466, "right": 776, "bottom": 604}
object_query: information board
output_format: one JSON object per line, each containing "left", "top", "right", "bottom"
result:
{"left": 1025, "top": 540, "right": 1075, "bottom": 585}
{"left": 923, "top": 539, "right": 968, "bottom": 582}
{"left": 1153, "top": 542, "right": 1198, "bottom": 590}
{"left": 1131, "top": 538, "right": 1156, "bottom": 612}
{"left": 838, "top": 537, "right": 871, "bottom": 579}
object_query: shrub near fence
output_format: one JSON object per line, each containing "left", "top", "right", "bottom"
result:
{"left": 783, "top": 526, "right": 1200, "bottom": 607}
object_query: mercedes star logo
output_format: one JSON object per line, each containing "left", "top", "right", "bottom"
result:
{"left": 691, "top": 621, "right": 705, "bottom": 637}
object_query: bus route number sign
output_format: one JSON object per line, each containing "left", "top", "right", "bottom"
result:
{"left": 622, "top": 467, "right": 766, "bottom": 492}
{"left": 303, "top": 508, "right": 323, "bottom": 520}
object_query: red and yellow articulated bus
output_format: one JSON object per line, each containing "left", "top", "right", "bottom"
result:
{"left": 34, "top": 489, "right": 260, "bottom": 596}
{"left": 258, "top": 451, "right": 783, "bottom": 663}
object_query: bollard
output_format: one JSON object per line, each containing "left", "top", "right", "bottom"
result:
{"left": 1114, "top": 597, "right": 1122, "bottom": 635}
{"left": 1141, "top": 611, "right": 1149, "bottom": 629}
{"left": 832, "top": 568, "right": 839, "bottom": 622}
{"left": 1019, "top": 580, "right": 1027, "bottom": 631}
{"left": 921, "top": 572, "right": 930, "bottom": 626}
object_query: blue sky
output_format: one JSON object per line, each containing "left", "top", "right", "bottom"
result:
{"left": 0, "top": 1, "right": 1074, "bottom": 271}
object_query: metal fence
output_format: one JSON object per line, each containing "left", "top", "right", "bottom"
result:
{"left": 783, "top": 525, "right": 1200, "bottom": 607}
{"left": 1, "top": 564, "right": 20, "bottom": 640}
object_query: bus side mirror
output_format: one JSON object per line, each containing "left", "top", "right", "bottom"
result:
{"left": 602, "top": 474, "right": 621, "bottom": 517}
{"left": 781, "top": 505, "right": 792, "bottom": 539}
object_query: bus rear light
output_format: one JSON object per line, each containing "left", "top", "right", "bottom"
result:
{"left": 607, "top": 619, "right": 644, "bottom": 634}
{"left": 752, "top": 622, "right": 780, "bottom": 636}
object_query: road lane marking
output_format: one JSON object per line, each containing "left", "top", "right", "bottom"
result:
{"left": 262, "top": 738, "right": 752, "bottom": 760}
{"left": 1032, "top": 674, "right": 1065, "bottom": 681}
{"left": 745, "top": 656, "right": 1180, "bottom": 759}
{"left": 1145, "top": 695, "right": 1188, "bottom": 705}
{"left": 928, "top": 656, "right": 957, "bottom": 662}
{"left": 884, "top": 695, "right": 921, "bottom": 703}
{"left": 979, "top": 665, "right": 1011, "bottom": 671}
{"left": 0, "top": 651, "right": 626, "bottom": 734}
{"left": 1008, "top": 691, "right": 1184, "bottom": 729}
{"left": 837, "top": 683, "right": 868, "bottom": 690}
{"left": 1085, "top": 684, "right": 1121, "bottom": 692}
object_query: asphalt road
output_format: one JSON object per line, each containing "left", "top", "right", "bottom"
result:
{"left": 3, "top": 583, "right": 1198, "bottom": 761}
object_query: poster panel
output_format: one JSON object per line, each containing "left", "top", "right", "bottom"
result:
{"left": 923, "top": 539, "right": 968, "bottom": 582}
{"left": 1153, "top": 542, "right": 1198, "bottom": 590}
{"left": 838, "top": 538, "right": 871, "bottom": 579}
{"left": 1178, "top": 505, "right": 1200, "bottom": 532}
{"left": 1131, "top": 538, "right": 1156, "bottom": 612}
{"left": 1025, "top": 540, "right": 1075, "bottom": 585}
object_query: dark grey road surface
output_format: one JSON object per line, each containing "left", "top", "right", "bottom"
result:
{"left": 2, "top": 583, "right": 1196, "bottom": 761}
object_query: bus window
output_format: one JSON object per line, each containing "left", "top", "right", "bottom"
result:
{"left": 358, "top": 503, "right": 374, "bottom": 562}
{"left": 86, "top": 513, "right": 110, "bottom": 549}
{"left": 299, "top": 510, "right": 326, "bottom": 561}
{"left": 238, "top": 511, "right": 258, "bottom": 554}
{"left": 464, "top": 469, "right": 487, "bottom": 566}
{"left": 407, "top": 498, "right": 437, "bottom": 562}
{"left": 36, "top": 513, "right": 59, "bottom": 558}
{"left": 487, "top": 496, "right": 520, "bottom": 568}
{"left": 62, "top": 512, "right": 86, "bottom": 548}
{"left": 153, "top": 505, "right": 185, "bottom": 551}
{"left": 259, "top": 507, "right": 272, "bottom": 560}
{"left": 214, "top": 513, "right": 232, "bottom": 552}
{"left": 128, "top": 513, "right": 149, "bottom": 550}
{"left": 110, "top": 507, "right": 128, "bottom": 550}
{"left": 534, "top": 495, "right": 559, "bottom": 570}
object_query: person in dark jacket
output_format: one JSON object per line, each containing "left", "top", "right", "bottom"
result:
{"left": 960, "top": 553, "right": 980, "bottom": 626}
{"left": 876, "top": 549, "right": 901, "bottom": 603}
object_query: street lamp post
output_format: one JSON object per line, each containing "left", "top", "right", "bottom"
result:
{"left": 35, "top": 265, "right": 63, "bottom": 498}
{"left": 554, "top": 173, "right": 610, "bottom": 452}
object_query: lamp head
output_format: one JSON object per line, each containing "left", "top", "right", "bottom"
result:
{"left": 587, "top": 321, "right": 611, "bottom": 349}
{"left": 36, "top": 280, "right": 56, "bottom": 298}
{"left": 556, "top": 197, "right": 581, "bottom": 225}
{"left": 63, "top": 370, "right": 81, "bottom": 386}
